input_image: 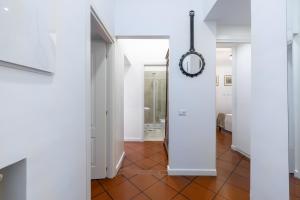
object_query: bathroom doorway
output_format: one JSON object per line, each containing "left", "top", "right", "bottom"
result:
{"left": 118, "top": 38, "right": 170, "bottom": 187}
{"left": 144, "top": 64, "right": 167, "bottom": 141}
{"left": 121, "top": 38, "right": 169, "bottom": 143}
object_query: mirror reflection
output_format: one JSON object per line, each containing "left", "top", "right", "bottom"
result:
{"left": 182, "top": 54, "right": 204, "bottom": 75}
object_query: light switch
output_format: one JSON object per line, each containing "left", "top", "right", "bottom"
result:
{"left": 178, "top": 109, "right": 187, "bottom": 116}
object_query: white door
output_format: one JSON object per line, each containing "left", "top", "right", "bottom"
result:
{"left": 91, "top": 39, "right": 107, "bottom": 179}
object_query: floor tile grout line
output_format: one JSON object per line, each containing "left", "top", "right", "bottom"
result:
{"left": 129, "top": 155, "right": 179, "bottom": 200}
{"left": 169, "top": 177, "right": 196, "bottom": 200}
{"left": 95, "top": 179, "right": 115, "bottom": 200}
{"left": 119, "top": 156, "right": 167, "bottom": 200}
{"left": 216, "top": 148, "right": 232, "bottom": 160}
{"left": 96, "top": 137, "right": 243, "bottom": 200}
{"left": 140, "top": 134, "right": 231, "bottom": 200}
{"left": 162, "top": 175, "right": 196, "bottom": 200}
{"left": 211, "top": 157, "right": 244, "bottom": 200}
{"left": 91, "top": 180, "right": 107, "bottom": 199}
{"left": 129, "top": 174, "right": 161, "bottom": 192}
{"left": 118, "top": 170, "right": 145, "bottom": 200}
{"left": 100, "top": 142, "right": 164, "bottom": 199}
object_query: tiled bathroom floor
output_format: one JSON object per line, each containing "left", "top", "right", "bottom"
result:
{"left": 92, "top": 131, "right": 253, "bottom": 200}
{"left": 144, "top": 129, "right": 165, "bottom": 141}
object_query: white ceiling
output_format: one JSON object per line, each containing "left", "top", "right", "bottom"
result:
{"left": 205, "top": 0, "right": 251, "bottom": 26}
{"left": 216, "top": 48, "right": 232, "bottom": 66}
{"left": 118, "top": 39, "right": 169, "bottom": 65}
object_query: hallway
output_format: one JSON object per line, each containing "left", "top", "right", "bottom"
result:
{"left": 92, "top": 131, "right": 250, "bottom": 200}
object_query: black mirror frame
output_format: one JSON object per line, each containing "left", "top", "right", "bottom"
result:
{"left": 179, "top": 10, "right": 206, "bottom": 78}
{"left": 179, "top": 51, "right": 205, "bottom": 78}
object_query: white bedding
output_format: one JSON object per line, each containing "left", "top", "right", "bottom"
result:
{"left": 224, "top": 114, "right": 232, "bottom": 132}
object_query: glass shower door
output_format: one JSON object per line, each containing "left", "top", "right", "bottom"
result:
{"left": 287, "top": 1, "right": 300, "bottom": 198}
{"left": 144, "top": 70, "right": 167, "bottom": 140}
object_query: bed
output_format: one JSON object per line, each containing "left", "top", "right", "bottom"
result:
{"left": 217, "top": 113, "right": 232, "bottom": 132}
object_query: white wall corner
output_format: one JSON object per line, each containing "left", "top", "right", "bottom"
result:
{"left": 231, "top": 145, "right": 250, "bottom": 159}
{"left": 167, "top": 166, "right": 217, "bottom": 176}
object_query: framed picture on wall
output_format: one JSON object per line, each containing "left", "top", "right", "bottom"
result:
{"left": 224, "top": 75, "right": 232, "bottom": 86}
{"left": 0, "top": 0, "right": 56, "bottom": 73}
{"left": 216, "top": 75, "right": 219, "bottom": 86}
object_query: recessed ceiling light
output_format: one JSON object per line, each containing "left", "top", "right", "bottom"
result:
{"left": 3, "top": 7, "right": 9, "bottom": 12}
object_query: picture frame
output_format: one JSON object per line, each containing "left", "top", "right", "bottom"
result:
{"left": 224, "top": 75, "right": 232, "bottom": 86}
{"left": 0, "top": 0, "right": 56, "bottom": 73}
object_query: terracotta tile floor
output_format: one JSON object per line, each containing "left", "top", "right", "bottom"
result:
{"left": 290, "top": 174, "right": 300, "bottom": 200}
{"left": 92, "top": 130, "right": 252, "bottom": 200}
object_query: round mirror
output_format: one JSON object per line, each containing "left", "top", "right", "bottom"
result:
{"left": 179, "top": 52, "right": 205, "bottom": 77}
{"left": 179, "top": 11, "right": 205, "bottom": 78}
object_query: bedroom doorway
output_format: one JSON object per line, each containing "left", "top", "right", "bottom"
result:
{"left": 214, "top": 42, "right": 252, "bottom": 199}
{"left": 216, "top": 48, "right": 233, "bottom": 134}
{"left": 216, "top": 43, "right": 251, "bottom": 157}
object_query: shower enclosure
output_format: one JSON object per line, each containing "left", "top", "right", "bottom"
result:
{"left": 287, "top": 0, "right": 300, "bottom": 186}
{"left": 144, "top": 68, "right": 167, "bottom": 141}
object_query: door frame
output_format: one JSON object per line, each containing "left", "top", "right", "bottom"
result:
{"left": 117, "top": 36, "right": 170, "bottom": 145}
{"left": 86, "top": 6, "right": 114, "bottom": 200}
{"left": 91, "top": 38, "right": 108, "bottom": 179}
{"left": 216, "top": 40, "right": 251, "bottom": 159}
{"left": 143, "top": 63, "right": 168, "bottom": 142}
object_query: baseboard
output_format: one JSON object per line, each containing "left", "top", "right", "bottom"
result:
{"left": 124, "top": 137, "right": 144, "bottom": 142}
{"left": 231, "top": 145, "right": 250, "bottom": 159}
{"left": 294, "top": 170, "right": 300, "bottom": 179}
{"left": 144, "top": 138, "right": 164, "bottom": 142}
{"left": 167, "top": 165, "right": 217, "bottom": 176}
{"left": 115, "top": 152, "right": 125, "bottom": 172}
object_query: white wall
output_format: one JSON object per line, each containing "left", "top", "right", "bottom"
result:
{"left": 202, "top": 0, "right": 218, "bottom": 19}
{"left": 91, "top": 0, "right": 115, "bottom": 35}
{"left": 124, "top": 59, "right": 144, "bottom": 141}
{"left": 216, "top": 49, "right": 232, "bottom": 115}
{"left": 216, "top": 25, "right": 251, "bottom": 43}
{"left": 0, "top": 0, "right": 119, "bottom": 199}
{"left": 251, "top": 0, "right": 290, "bottom": 199}
{"left": 116, "top": 0, "right": 217, "bottom": 175}
{"left": 232, "top": 44, "right": 251, "bottom": 156}
{"left": 0, "top": 1, "right": 90, "bottom": 200}
{"left": 121, "top": 39, "right": 169, "bottom": 141}
{"left": 216, "top": 66, "right": 232, "bottom": 114}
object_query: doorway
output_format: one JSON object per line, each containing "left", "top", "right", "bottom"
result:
{"left": 215, "top": 42, "right": 252, "bottom": 199}
{"left": 90, "top": 38, "right": 107, "bottom": 179}
{"left": 118, "top": 38, "right": 170, "bottom": 189}
{"left": 144, "top": 65, "right": 167, "bottom": 141}
{"left": 89, "top": 8, "right": 114, "bottom": 181}
{"left": 120, "top": 38, "right": 169, "bottom": 144}
{"left": 216, "top": 43, "right": 251, "bottom": 158}
{"left": 216, "top": 48, "right": 233, "bottom": 134}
